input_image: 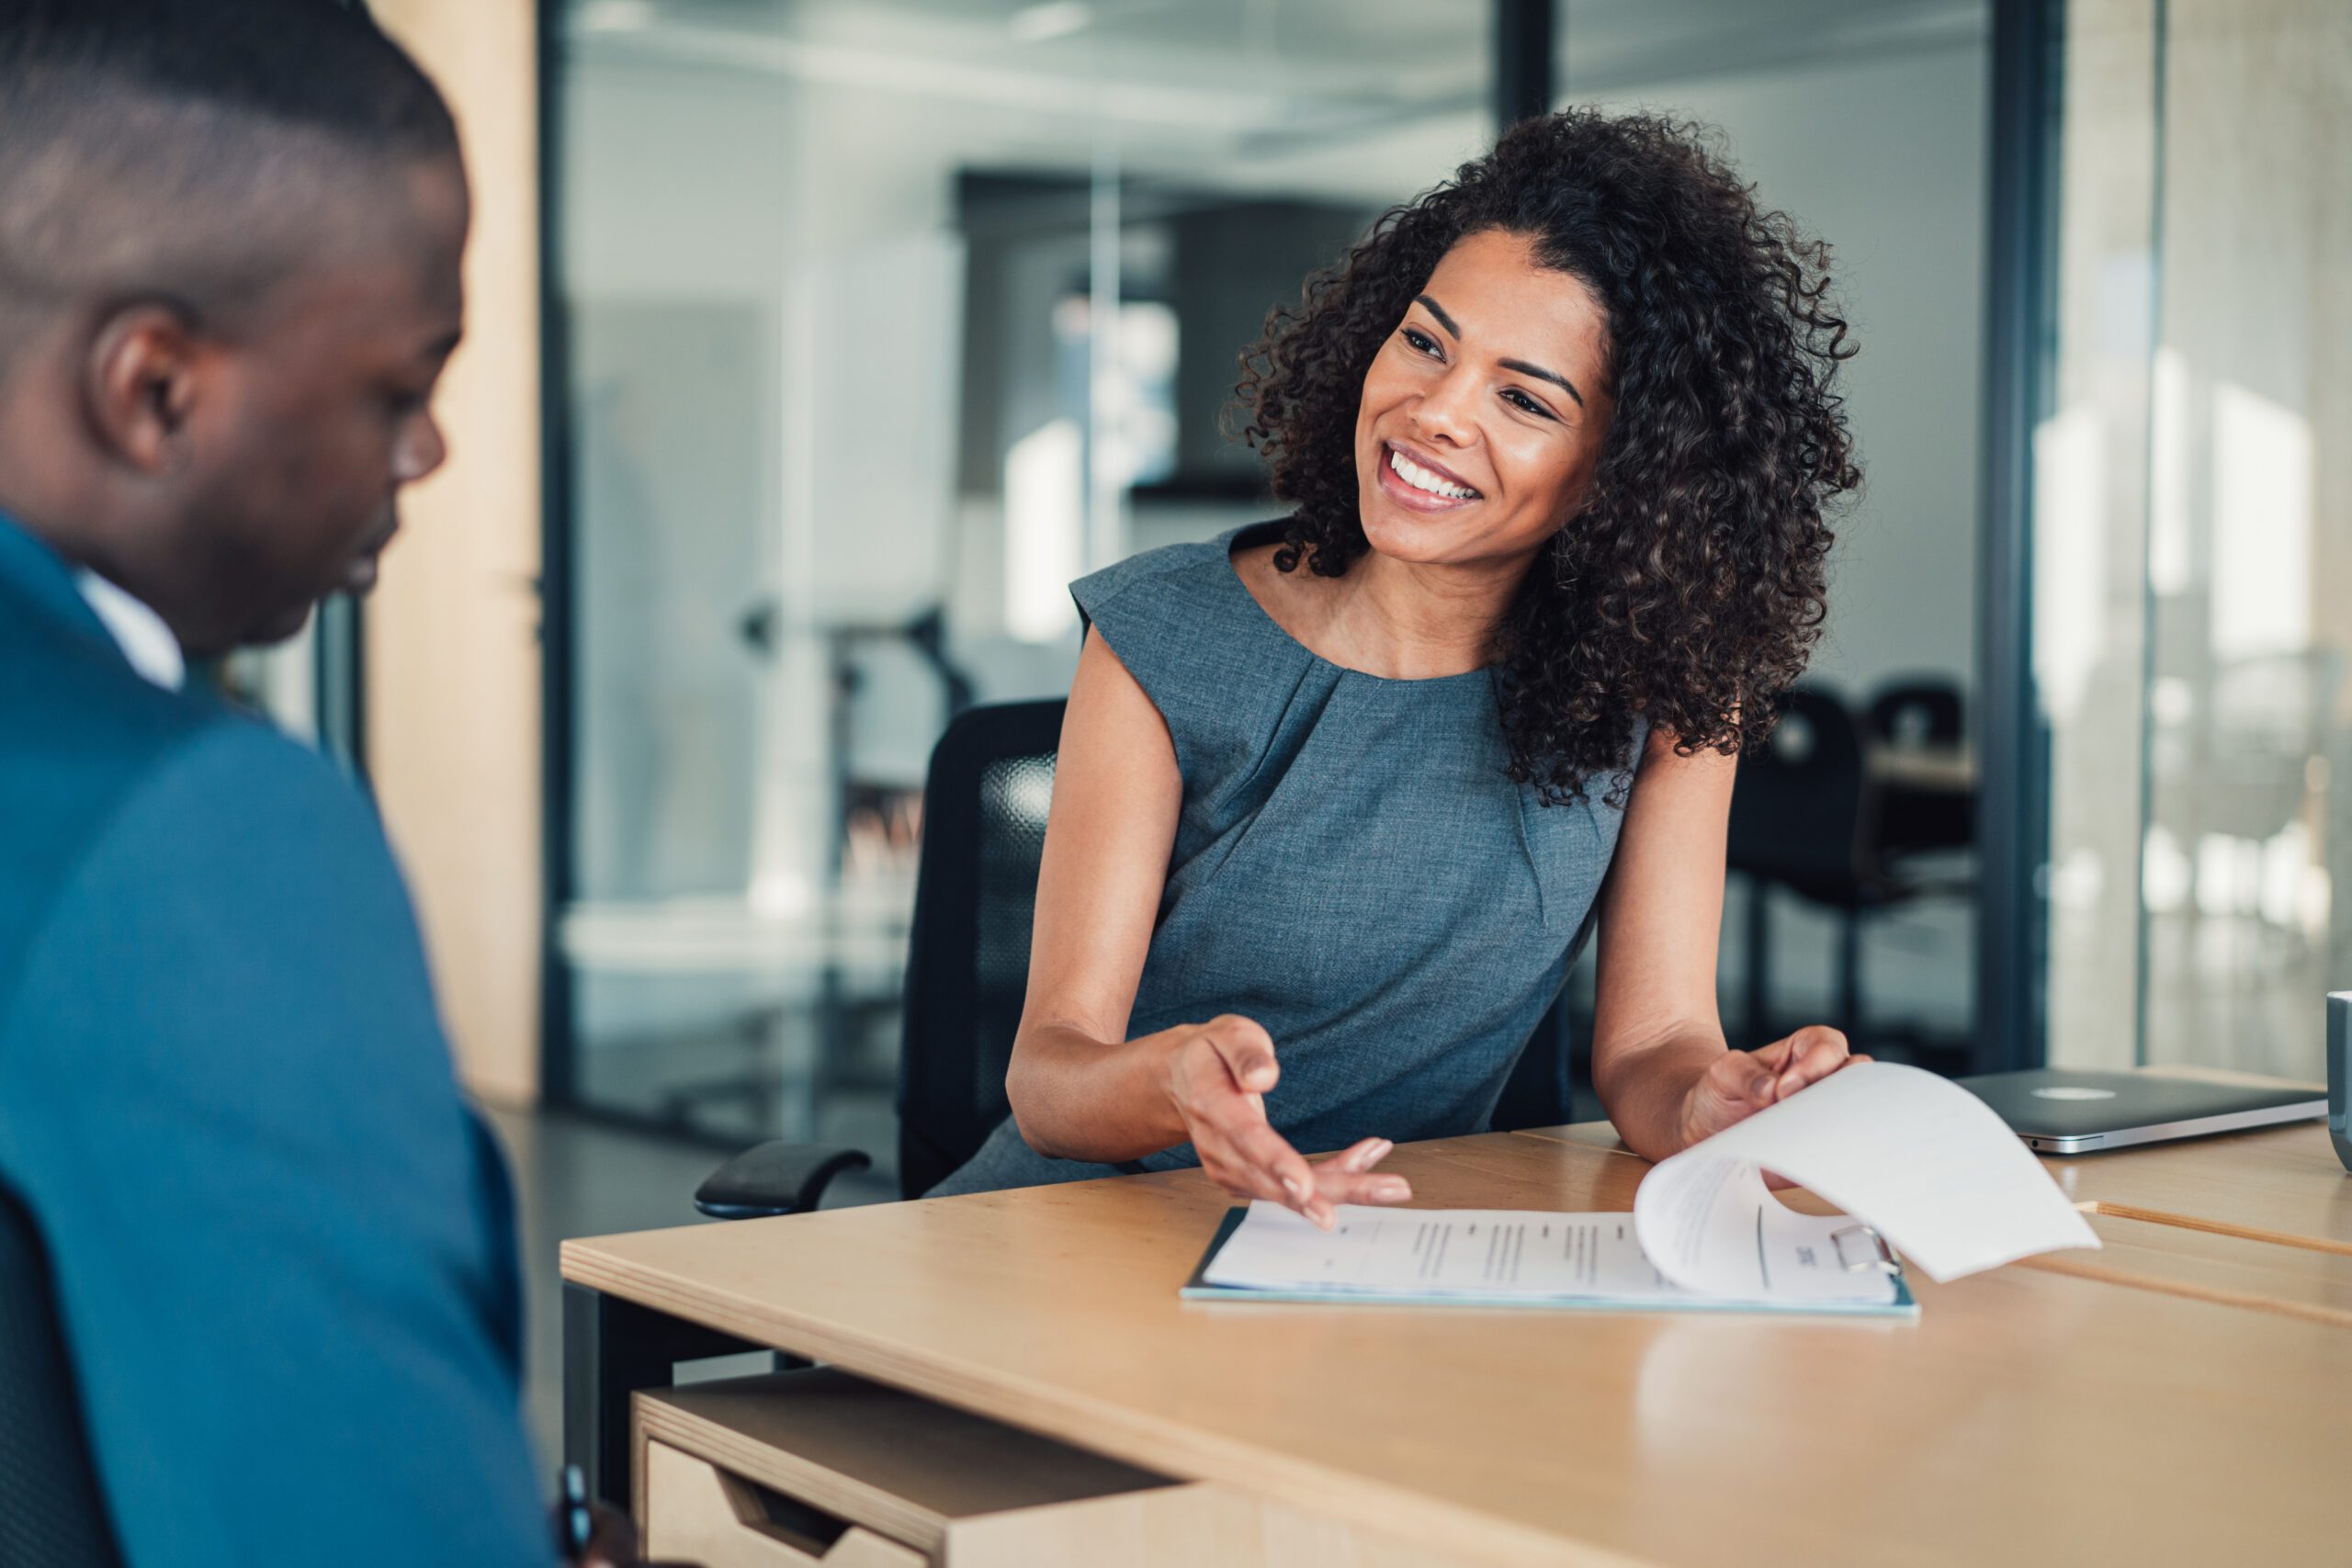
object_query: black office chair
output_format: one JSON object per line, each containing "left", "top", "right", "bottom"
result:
{"left": 696, "top": 699, "right": 1579, "bottom": 1217}
{"left": 0, "top": 1185, "right": 127, "bottom": 1568}
{"left": 1862, "top": 678, "right": 1962, "bottom": 751}
{"left": 1727, "top": 686, "right": 1884, "bottom": 1046}
{"left": 1862, "top": 675, "right": 1973, "bottom": 862}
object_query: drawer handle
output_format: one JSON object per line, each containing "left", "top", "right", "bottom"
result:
{"left": 717, "top": 1469, "right": 852, "bottom": 1560}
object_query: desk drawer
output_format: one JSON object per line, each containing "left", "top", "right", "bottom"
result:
{"left": 635, "top": 1370, "right": 1493, "bottom": 1568}
{"left": 634, "top": 1369, "right": 1180, "bottom": 1568}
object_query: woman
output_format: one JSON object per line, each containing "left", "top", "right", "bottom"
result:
{"left": 933, "top": 109, "right": 1865, "bottom": 1224}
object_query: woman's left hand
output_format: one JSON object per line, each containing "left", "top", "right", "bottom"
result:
{"left": 1672, "top": 1025, "right": 1871, "bottom": 1152}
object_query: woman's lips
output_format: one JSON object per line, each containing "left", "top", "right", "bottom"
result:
{"left": 1375, "top": 442, "right": 1482, "bottom": 513}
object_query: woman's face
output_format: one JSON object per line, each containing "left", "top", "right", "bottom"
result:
{"left": 1352, "top": 228, "right": 1614, "bottom": 573}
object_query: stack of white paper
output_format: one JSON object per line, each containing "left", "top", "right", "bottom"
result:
{"left": 1190, "top": 1063, "right": 2098, "bottom": 1316}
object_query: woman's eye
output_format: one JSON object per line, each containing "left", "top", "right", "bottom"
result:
{"left": 1401, "top": 326, "right": 1441, "bottom": 358}
{"left": 1502, "top": 388, "right": 1555, "bottom": 420}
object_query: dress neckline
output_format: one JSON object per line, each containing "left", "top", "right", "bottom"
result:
{"left": 1217, "top": 523, "right": 1497, "bottom": 692}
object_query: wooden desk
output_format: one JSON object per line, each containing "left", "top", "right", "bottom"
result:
{"left": 565, "top": 1131, "right": 2352, "bottom": 1567}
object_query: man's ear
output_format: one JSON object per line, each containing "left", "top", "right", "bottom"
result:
{"left": 85, "top": 302, "right": 205, "bottom": 475}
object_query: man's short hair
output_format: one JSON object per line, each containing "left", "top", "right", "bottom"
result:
{"left": 0, "top": 0, "right": 459, "bottom": 372}
{"left": 0, "top": 0, "right": 455, "bottom": 162}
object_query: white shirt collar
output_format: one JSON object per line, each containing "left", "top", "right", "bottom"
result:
{"left": 75, "top": 570, "right": 186, "bottom": 691}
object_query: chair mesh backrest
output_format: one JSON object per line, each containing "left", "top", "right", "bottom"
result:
{"left": 898, "top": 701, "right": 1066, "bottom": 1198}
{"left": 0, "top": 1186, "right": 125, "bottom": 1568}
{"left": 1726, "top": 685, "right": 1866, "bottom": 897}
{"left": 1863, "top": 677, "right": 1965, "bottom": 749}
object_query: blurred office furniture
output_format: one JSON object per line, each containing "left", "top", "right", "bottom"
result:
{"left": 0, "top": 1188, "right": 125, "bottom": 1568}
{"left": 566, "top": 1102, "right": 2352, "bottom": 1556}
{"left": 892, "top": 697, "right": 1059, "bottom": 1198}
{"left": 693, "top": 697, "right": 1059, "bottom": 1217}
{"left": 695, "top": 700, "right": 1579, "bottom": 1218}
{"left": 646, "top": 607, "right": 976, "bottom": 1142}
{"left": 1864, "top": 675, "right": 1976, "bottom": 862}
{"left": 1729, "top": 683, "right": 1976, "bottom": 1066}
{"left": 2166, "top": 649, "right": 2342, "bottom": 942}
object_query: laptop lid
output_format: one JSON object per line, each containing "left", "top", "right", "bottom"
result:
{"left": 1953, "top": 1069, "right": 2324, "bottom": 1154}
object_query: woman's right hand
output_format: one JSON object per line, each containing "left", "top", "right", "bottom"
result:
{"left": 1161, "top": 1015, "right": 1411, "bottom": 1229}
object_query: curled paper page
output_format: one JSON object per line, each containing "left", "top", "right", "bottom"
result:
{"left": 1633, "top": 1061, "right": 2100, "bottom": 1288}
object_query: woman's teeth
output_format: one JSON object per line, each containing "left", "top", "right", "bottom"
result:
{"left": 1389, "top": 447, "right": 1477, "bottom": 501}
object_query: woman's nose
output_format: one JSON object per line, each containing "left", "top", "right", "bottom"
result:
{"left": 1408, "top": 367, "right": 1480, "bottom": 448}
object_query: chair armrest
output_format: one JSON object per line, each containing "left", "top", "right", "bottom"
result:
{"left": 695, "top": 1143, "right": 873, "bottom": 1220}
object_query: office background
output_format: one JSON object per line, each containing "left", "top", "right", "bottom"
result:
{"left": 231, "top": 0, "right": 2348, "bottom": 1200}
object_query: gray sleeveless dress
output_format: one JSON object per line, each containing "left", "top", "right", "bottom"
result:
{"left": 929, "top": 522, "right": 1642, "bottom": 1196}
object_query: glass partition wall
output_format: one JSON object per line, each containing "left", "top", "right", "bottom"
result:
{"left": 547, "top": 0, "right": 2013, "bottom": 1171}
{"left": 1562, "top": 1, "right": 1996, "bottom": 1073}
{"left": 549, "top": 0, "right": 1499, "bottom": 1164}
{"left": 2037, "top": 0, "right": 2352, "bottom": 1076}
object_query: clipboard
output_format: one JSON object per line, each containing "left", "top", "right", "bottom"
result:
{"left": 1178, "top": 1207, "right": 1920, "bottom": 1319}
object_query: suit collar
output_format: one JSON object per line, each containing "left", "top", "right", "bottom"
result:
{"left": 0, "top": 510, "right": 119, "bottom": 660}
{"left": 74, "top": 567, "right": 185, "bottom": 690}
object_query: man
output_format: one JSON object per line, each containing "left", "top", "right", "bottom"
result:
{"left": 0, "top": 2, "right": 630, "bottom": 1562}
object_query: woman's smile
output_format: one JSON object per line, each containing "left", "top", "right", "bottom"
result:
{"left": 1377, "top": 441, "right": 1484, "bottom": 511}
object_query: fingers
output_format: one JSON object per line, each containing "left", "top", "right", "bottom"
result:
{"left": 1308, "top": 1138, "right": 1411, "bottom": 1206}
{"left": 1678, "top": 1049, "right": 1781, "bottom": 1148}
{"left": 1724, "top": 1047, "right": 1780, "bottom": 1109}
{"left": 1175, "top": 1030, "right": 1329, "bottom": 1227}
{"left": 1176, "top": 1021, "right": 1412, "bottom": 1229}
{"left": 1769, "top": 1025, "right": 1854, "bottom": 1097}
{"left": 1199, "top": 1013, "right": 1281, "bottom": 1096}
{"left": 1312, "top": 1164, "right": 1413, "bottom": 1205}
{"left": 1233, "top": 1119, "right": 1329, "bottom": 1226}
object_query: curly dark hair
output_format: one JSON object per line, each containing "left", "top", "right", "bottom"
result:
{"left": 1235, "top": 107, "right": 1860, "bottom": 807}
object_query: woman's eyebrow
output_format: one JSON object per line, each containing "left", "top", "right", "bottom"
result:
{"left": 1498, "top": 355, "right": 1584, "bottom": 408}
{"left": 1413, "top": 292, "right": 1585, "bottom": 409}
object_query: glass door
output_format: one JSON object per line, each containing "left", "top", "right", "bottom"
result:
{"left": 2036, "top": 0, "right": 2352, "bottom": 1075}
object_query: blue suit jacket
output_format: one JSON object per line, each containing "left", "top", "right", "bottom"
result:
{"left": 0, "top": 514, "right": 553, "bottom": 1565}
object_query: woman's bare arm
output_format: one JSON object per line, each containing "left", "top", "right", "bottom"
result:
{"left": 1001, "top": 629, "right": 1190, "bottom": 1161}
{"left": 1589, "top": 727, "right": 1860, "bottom": 1162}
{"left": 1002, "top": 630, "right": 1408, "bottom": 1224}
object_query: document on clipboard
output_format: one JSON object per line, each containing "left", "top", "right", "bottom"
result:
{"left": 1182, "top": 1063, "right": 2099, "bottom": 1320}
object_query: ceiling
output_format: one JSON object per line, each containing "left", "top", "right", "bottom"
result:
{"left": 560, "top": 0, "right": 1987, "bottom": 197}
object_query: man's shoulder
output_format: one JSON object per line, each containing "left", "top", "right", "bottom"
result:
{"left": 0, "top": 592, "right": 246, "bottom": 805}
{"left": 0, "top": 688, "right": 436, "bottom": 1159}
{"left": 0, "top": 634, "right": 368, "bottom": 998}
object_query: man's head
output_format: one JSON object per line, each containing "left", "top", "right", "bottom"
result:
{"left": 0, "top": 0, "right": 467, "bottom": 655}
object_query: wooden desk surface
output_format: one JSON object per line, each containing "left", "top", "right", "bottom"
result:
{"left": 2040, "top": 1122, "right": 2352, "bottom": 1248}
{"left": 564, "top": 1132, "right": 2352, "bottom": 1568}
{"left": 1517, "top": 1115, "right": 2352, "bottom": 1325}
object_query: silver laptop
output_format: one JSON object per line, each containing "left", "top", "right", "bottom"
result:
{"left": 1954, "top": 1068, "right": 2325, "bottom": 1154}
